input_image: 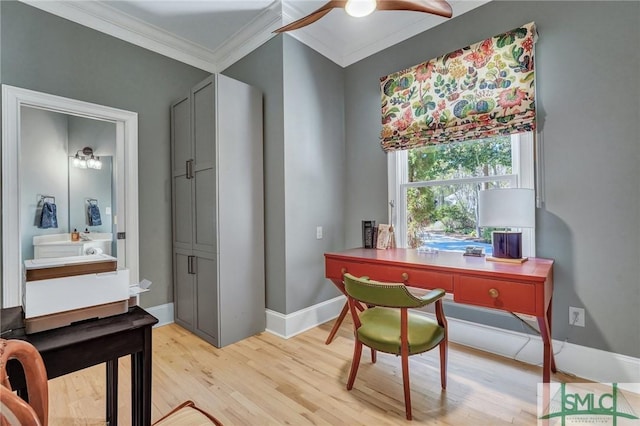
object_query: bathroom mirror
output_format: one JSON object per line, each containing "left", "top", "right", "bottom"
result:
{"left": 2, "top": 85, "right": 139, "bottom": 308}
{"left": 20, "top": 107, "right": 117, "bottom": 261}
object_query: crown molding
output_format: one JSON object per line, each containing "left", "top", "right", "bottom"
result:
{"left": 213, "top": 1, "right": 283, "bottom": 71}
{"left": 280, "top": 2, "right": 346, "bottom": 67}
{"left": 19, "top": 0, "right": 491, "bottom": 72}
{"left": 21, "top": 0, "right": 284, "bottom": 73}
{"left": 21, "top": 0, "right": 345, "bottom": 70}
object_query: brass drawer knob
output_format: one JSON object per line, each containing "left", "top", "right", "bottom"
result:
{"left": 488, "top": 288, "right": 499, "bottom": 299}
{"left": 401, "top": 272, "right": 409, "bottom": 281}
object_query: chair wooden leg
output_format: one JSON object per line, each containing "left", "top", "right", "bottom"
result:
{"left": 401, "top": 351, "right": 412, "bottom": 420}
{"left": 439, "top": 339, "right": 448, "bottom": 389}
{"left": 347, "top": 341, "right": 363, "bottom": 390}
{"left": 370, "top": 348, "right": 376, "bottom": 364}
{"left": 325, "top": 301, "right": 349, "bottom": 345}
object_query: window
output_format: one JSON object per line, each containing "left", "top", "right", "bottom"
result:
{"left": 388, "top": 133, "right": 535, "bottom": 256}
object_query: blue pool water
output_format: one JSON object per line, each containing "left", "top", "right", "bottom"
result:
{"left": 420, "top": 237, "right": 493, "bottom": 255}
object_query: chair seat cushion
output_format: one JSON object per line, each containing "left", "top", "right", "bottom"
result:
{"left": 357, "top": 307, "right": 445, "bottom": 355}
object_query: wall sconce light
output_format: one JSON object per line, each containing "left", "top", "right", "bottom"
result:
{"left": 73, "top": 147, "right": 102, "bottom": 170}
{"left": 478, "top": 188, "right": 535, "bottom": 263}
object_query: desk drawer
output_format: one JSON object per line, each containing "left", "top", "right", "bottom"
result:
{"left": 455, "top": 275, "right": 536, "bottom": 315}
{"left": 326, "top": 259, "right": 453, "bottom": 292}
{"left": 400, "top": 268, "right": 452, "bottom": 292}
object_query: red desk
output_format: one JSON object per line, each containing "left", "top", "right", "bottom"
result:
{"left": 325, "top": 248, "right": 556, "bottom": 383}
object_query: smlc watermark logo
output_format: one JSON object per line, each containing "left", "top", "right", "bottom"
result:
{"left": 538, "top": 383, "right": 640, "bottom": 425}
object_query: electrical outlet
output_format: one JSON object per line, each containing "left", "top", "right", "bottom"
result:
{"left": 316, "top": 226, "right": 323, "bottom": 240}
{"left": 569, "top": 306, "right": 585, "bottom": 327}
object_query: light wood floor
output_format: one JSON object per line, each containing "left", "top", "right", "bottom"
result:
{"left": 48, "top": 318, "right": 584, "bottom": 425}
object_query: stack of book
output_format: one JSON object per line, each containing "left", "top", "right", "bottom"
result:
{"left": 362, "top": 221, "right": 395, "bottom": 249}
{"left": 362, "top": 220, "right": 376, "bottom": 248}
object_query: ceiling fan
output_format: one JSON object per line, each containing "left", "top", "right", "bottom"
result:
{"left": 274, "top": 0, "right": 453, "bottom": 33}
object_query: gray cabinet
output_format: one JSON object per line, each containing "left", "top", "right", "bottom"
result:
{"left": 171, "top": 74, "right": 264, "bottom": 347}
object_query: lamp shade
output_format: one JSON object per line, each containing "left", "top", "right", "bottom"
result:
{"left": 478, "top": 188, "right": 535, "bottom": 228}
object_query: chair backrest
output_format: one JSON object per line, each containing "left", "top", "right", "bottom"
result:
{"left": 343, "top": 273, "right": 441, "bottom": 308}
{"left": 0, "top": 339, "right": 48, "bottom": 426}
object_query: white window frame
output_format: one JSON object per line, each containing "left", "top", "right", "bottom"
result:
{"left": 388, "top": 132, "right": 535, "bottom": 256}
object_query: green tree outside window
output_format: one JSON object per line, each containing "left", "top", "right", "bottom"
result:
{"left": 407, "top": 136, "right": 512, "bottom": 248}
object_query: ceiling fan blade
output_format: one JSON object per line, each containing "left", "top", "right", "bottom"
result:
{"left": 376, "top": 0, "right": 453, "bottom": 18}
{"left": 274, "top": 0, "right": 452, "bottom": 33}
{"left": 274, "top": 0, "right": 347, "bottom": 33}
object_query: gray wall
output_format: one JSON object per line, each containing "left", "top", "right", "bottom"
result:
{"left": 68, "top": 116, "right": 117, "bottom": 156}
{"left": 224, "top": 36, "right": 345, "bottom": 314}
{"left": 282, "top": 37, "right": 345, "bottom": 313}
{"left": 344, "top": 1, "right": 640, "bottom": 357}
{"left": 68, "top": 157, "right": 113, "bottom": 235}
{"left": 1, "top": 1, "right": 210, "bottom": 307}
{"left": 20, "top": 107, "right": 70, "bottom": 261}
{"left": 223, "top": 37, "right": 288, "bottom": 313}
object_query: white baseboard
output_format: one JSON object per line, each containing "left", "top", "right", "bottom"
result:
{"left": 265, "top": 296, "right": 345, "bottom": 339}
{"left": 144, "top": 302, "right": 174, "bottom": 327}
{"left": 265, "top": 296, "right": 640, "bottom": 387}
{"left": 445, "top": 315, "right": 640, "bottom": 389}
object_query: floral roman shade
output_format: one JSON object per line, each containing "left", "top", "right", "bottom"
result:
{"left": 380, "top": 22, "right": 537, "bottom": 152}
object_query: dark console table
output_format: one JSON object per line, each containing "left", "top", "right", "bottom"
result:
{"left": 2, "top": 305, "right": 158, "bottom": 426}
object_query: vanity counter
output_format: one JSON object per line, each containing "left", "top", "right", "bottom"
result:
{"left": 33, "top": 233, "right": 112, "bottom": 258}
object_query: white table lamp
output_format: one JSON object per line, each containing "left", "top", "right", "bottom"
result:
{"left": 478, "top": 188, "right": 535, "bottom": 262}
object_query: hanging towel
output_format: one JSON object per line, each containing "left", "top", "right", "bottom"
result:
{"left": 88, "top": 203, "right": 102, "bottom": 226}
{"left": 39, "top": 202, "right": 58, "bottom": 229}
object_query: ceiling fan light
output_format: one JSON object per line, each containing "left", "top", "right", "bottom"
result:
{"left": 345, "top": 0, "right": 376, "bottom": 18}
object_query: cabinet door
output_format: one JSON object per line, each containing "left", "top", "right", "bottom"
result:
{"left": 173, "top": 175, "right": 193, "bottom": 250}
{"left": 171, "top": 95, "right": 191, "bottom": 176}
{"left": 173, "top": 250, "right": 194, "bottom": 329}
{"left": 171, "top": 96, "right": 193, "bottom": 250}
{"left": 193, "top": 168, "right": 215, "bottom": 252}
{"left": 192, "top": 77, "right": 216, "bottom": 170}
{"left": 191, "top": 78, "right": 216, "bottom": 253}
{"left": 194, "top": 252, "right": 219, "bottom": 346}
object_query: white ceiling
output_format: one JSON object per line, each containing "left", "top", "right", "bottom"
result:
{"left": 23, "top": 0, "right": 490, "bottom": 72}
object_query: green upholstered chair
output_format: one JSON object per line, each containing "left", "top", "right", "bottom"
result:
{"left": 343, "top": 273, "right": 448, "bottom": 421}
